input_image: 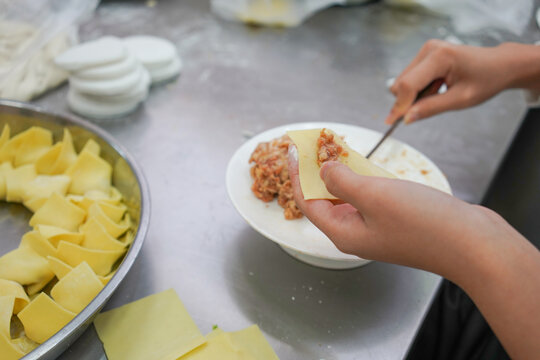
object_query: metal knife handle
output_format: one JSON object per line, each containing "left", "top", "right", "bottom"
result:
{"left": 365, "top": 78, "right": 444, "bottom": 159}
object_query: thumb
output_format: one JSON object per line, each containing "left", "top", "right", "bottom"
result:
{"left": 320, "top": 161, "right": 370, "bottom": 211}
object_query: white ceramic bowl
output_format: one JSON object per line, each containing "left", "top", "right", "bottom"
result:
{"left": 226, "top": 122, "right": 451, "bottom": 269}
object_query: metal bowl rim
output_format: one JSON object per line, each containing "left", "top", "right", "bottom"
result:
{"left": 0, "top": 99, "right": 151, "bottom": 359}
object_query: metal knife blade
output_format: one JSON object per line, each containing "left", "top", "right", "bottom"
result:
{"left": 365, "top": 78, "right": 445, "bottom": 159}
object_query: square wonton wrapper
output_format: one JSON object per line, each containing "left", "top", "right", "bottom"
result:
{"left": 17, "top": 293, "right": 76, "bottom": 344}
{"left": 180, "top": 325, "right": 279, "bottom": 360}
{"left": 94, "top": 289, "right": 205, "bottom": 360}
{"left": 287, "top": 128, "right": 395, "bottom": 200}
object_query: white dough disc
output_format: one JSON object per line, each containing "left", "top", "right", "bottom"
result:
{"left": 148, "top": 56, "right": 182, "bottom": 84}
{"left": 70, "top": 65, "right": 144, "bottom": 96}
{"left": 84, "top": 68, "right": 150, "bottom": 103}
{"left": 67, "top": 88, "right": 141, "bottom": 120}
{"left": 107, "top": 68, "right": 150, "bottom": 102}
{"left": 55, "top": 36, "right": 127, "bottom": 71}
{"left": 74, "top": 54, "right": 138, "bottom": 80}
{"left": 123, "top": 35, "right": 177, "bottom": 69}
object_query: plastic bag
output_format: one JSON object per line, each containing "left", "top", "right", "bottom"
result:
{"left": 0, "top": 0, "right": 99, "bottom": 100}
{"left": 385, "top": 0, "right": 534, "bottom": 36}
{"left": 211, "top": 0, "right": 347, "bottom": 27}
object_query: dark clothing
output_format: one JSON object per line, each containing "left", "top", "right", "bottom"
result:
{"left": 407, "top": 280, "right": 510, "bottom": 360}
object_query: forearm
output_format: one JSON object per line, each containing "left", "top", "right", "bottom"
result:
{"left": 447, "top": 208, "right": 540, "bottom": 359}
{"left": 291, "top": 159, "right": 540, "bottom": 357}
{"left": 498, "top": 42, "right": 540, "bottom": 93}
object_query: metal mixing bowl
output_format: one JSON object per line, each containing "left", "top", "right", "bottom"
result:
{"left": 0, "top": 100, "right": 150, "bottom": 360}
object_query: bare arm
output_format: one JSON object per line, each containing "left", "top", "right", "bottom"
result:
{"left": 288, "top": 151, "right": 540, "bottom": 359}
{"left": 294, "top": 39, "right": 540, "bottom": 358}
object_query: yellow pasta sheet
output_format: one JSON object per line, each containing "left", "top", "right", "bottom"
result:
{"left": 56, "top": 241, "right": 124, "bottom": 276}
{"left": 0, "top": 295, "right": 14, "bottom": 335}
{"left": 0, "top": 246, "right": 53, "bottom": 285}
{"left": 81, "top": 138, "right": 101, "bottom": 156}
{"left": 0, "top": 333, "right": 26, "bottom": 360}
{"left": 96, "top": 201, "right": 127, "bottom": 223}
{"left": 0, "top": 279, "right": 29, "bottom": 313}
{"left": 68, "top": 188, "right": 122, "bottom": 212}
{"left": 20, "top": 231, "right": 57, "bottom": 258}
{"left": 47, "top": 256, "right": 113, "bottom": 286}
{"left": 94, "top": 288, "right": 205, "bottom": 360}
{"left": 66, "top": 150, "right": 112, "bottom": 195}
{"left": 29, "top": 193, "right": 86, "bottom": 232}
{"left": 0, "top": 126, "right": 52, "bottom": 167}
{"left": 287, "top": 128, "right": 395, "bottom": 200}
{"left": 25, "top": 273, "right": 55, "bottom": 296}
{"left": 0, "top": 124, "right": 9, "bottom": 148}
{"left": 81, "top": 218, "right": 126, "bottom": 251}
{"left": 50, "top": 262, "right": 104, "bottom": 313}
{"left": 87, "top": 202, "right": 130, "bottom": 238}
{"left": 47, "top": 256, "right": 73, "bottom": 279}
{"left": 9, "top": 336, "right": 38, "bottom": 356}
{"left": 227, "top": 325, "right": 279, "bottom": 360}
{"left": 0, "top": 296, "right": 26, "bottom": 360}
{"left": 181, "top": 325, "right": 279, "bottom": 360}
{"left": 5, "top": 164, "right": 36, "bottom": 203}
{"left": 37, "top": 225, "right": 83, "bottom": 247}
{"left": 0, "top": 161, "right": 12, "bottom": 200}
{"left": 17, "top": 292, "right": 76, "bottom": 343}
{"left": 23, "top": 174, "right": 71, "bottom": 212}
{"left": 35, "top": 128, "right": 77, "bottom": 174}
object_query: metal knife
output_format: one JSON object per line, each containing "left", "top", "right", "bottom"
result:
{"left": 365, "top": 78, "right": 445, "bottom": 159}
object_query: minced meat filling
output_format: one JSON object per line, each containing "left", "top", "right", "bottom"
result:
{"left": 317, "top": 128, "right": 348, "bottom": 166}
{"left": 277, "top": 180, "right": 302, "bottom": 219}
{"left": 249, "top": 135, "right": 303, "bottom": 220}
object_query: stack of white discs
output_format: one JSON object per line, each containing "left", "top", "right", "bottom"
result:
{"left": 124, "top": 35, "right": 182, "bottom": 85}
{"left": 55, "top": 35, "right": 181, "bottom": 120}
{"left": 55, "top": 36, "right": 150, "bottom": 120}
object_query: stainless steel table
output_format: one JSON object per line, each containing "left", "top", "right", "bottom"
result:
{"left": 34, "top": 1, "right": 536, "bottom": 359}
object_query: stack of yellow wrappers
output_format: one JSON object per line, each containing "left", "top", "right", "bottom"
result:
{"left": 94, "top": 289, "right": 280, "bottom": 360}
{"left": 0, "top": 124, "right": 133, "bottom": 358}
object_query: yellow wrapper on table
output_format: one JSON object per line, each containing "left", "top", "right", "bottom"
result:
{"left": 94, "top": 288, "right": 206, "bottom": 360}
{"left": 181, "top": 325, "right": 279, "bottom": 360}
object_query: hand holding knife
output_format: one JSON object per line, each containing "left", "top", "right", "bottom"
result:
{"left": 366, "top": 79, "right": 445, "bottom": 159}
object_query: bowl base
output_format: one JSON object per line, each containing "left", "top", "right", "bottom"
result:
{"left": 280, "top": 245, "right": 371, "bottom": 270}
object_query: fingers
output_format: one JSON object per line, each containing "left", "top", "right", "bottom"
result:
{"left": 390, "top": 40, "right": 440, "bottom": 96}
{"left": 319, "top": 161, "right": 373, "bottom": 213}
{"left": 403, "top": 85, "right": 475, "bottom": 123}
{"left": 386, "top": 55, "right": 450, "bottom": 124}
{"left": 385, "top": 84, "right": 418, "bottom": 125}
{"left": 386, "top": 39, "right": 457, "bottom": 124}
{"left": 287, "top": 147, "right": 367, "bottom": 253}
{"left": 321, "top": 204, "right": 368, "bottom": 254}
